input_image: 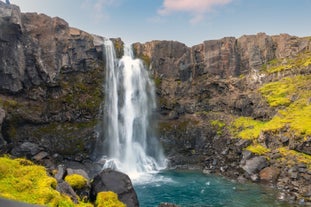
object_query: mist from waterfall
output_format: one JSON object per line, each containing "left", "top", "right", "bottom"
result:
{"left": 99, "top": 39, "right": 166, "bottom": 180}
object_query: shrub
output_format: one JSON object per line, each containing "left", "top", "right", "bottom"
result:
{"left": 0, "top": 156, "right": 74, "bottom": 207}
{"left": 95, "top": 191, "right": 126, "bottom": 207}
{"left": 64, "top": 174, "right": 88, "bottom": 190}
{"left": 246, "top": 144, "right": 270, "bottom": 155}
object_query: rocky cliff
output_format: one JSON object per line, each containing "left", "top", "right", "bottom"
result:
{"left": 0, "top": 2, "right": 106, "bottom": 161}
{"left": 1, "top": 1, "right": 311, "bottom": 204}
{"left": 133, "top": 34, "right": 311, "bottom": 203}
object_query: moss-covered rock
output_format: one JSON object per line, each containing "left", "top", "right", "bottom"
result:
{"left": 65, "top": 174, "right": 88, "bottom": 190}
{"left": 95, "top": 192, "right": 125, "bottom": 207}
{"left": 0, "top": 156, "right": 74, "bottom": 206}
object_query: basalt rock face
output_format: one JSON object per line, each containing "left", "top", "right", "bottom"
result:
{"left": 0, "top": 2, "right": 105, "bottom": 161}
{"left": 134, "top": 33, "right": 311, "bottom": 203}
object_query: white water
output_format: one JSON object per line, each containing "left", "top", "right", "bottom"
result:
{"left": 101, "top": 39, "right": 165, "bottom": 180}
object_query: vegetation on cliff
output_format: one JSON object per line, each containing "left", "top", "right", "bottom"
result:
{"left": 230, "top": 51, "right": 311, "bottom": 169}
{"left": 0, "top": 156, "right": 125, "bottom": 207}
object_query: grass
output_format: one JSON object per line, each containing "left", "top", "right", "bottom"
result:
{"left": 246, "top": 144, "right": 270, "bottom": 155}
{"left": 210, "top": 120, "right": 225, "bottom": 135}
{"left": 231, "top": 117, "right": 266, "bottom": 140}
{"left": 0, "top": 156, "right": 74, "bottom": 207}
{"left": 231, "top": 74, "right": 311, "bottom": 140}
{"left": 0, "top": 156, "right": 124, "bottom": 207}
{"left": 278, "top": 147, "right": 311, "bottom": 169}
{"left": 65, "top": 174, "right": 88, "bottom": 190}
{"left": 259, "top": 77, "right": 296, "bottom": 107}
{"left": 95, "top": 192, "right": 125, "bottom": 207}
{"left": 265, "top": 51, "right": 311, "bottom": 74}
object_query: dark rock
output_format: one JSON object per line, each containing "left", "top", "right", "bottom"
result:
{"left": 67, "top": 168, "right": 90, "bottom": 181}
{"left": 11, "top": 142, "right": 41, "bottom": 157}
{"left": 0, "top": 108, "right": 6, "bottom": 148}
{"left": 0, "top": 3, "right": 104, "bottom": 159}
{"left": 32, "top": 151, "right": 49, "bottom": 161}
{"left": 90, "top": 169, "right": 139, "bottom": 207}
{"left": 55, "top": 164, "right": 66, "bottom": 182}
{"left": 242, "top": 156, "right": 267, "bottom": 175}
{"left": 259, "top": 167, "right": 280, "bottom": 183}
{"left": 56, "top": 181, "right": 79, "bottom": 204}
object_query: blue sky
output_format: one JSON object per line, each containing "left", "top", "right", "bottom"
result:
{"left": 9, "top": 0, "right": 311, "bottom": 46}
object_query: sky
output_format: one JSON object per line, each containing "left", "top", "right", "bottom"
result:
{"left": 8, "top": 0, "right": 311, "bottom": 46}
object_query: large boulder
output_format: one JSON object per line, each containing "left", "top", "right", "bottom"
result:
{"left": 242, "top": 156, "right": 267, "bottom": 175}
{"left": 90, "top": 169, "right": 139, "bottom": 207}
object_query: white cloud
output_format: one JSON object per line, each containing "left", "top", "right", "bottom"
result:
{"left": 158, "top": 0, "right": 233, "bottom": 23}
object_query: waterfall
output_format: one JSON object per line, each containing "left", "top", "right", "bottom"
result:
{"left": 99, "top": 39, "right": 165, "bottom": 179}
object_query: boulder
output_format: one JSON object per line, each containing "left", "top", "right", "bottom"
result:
{"left": 55, "top": 164, "right": 66, "bottom": 182}
{"left": 242, "top": 156, "right": 267, "bottom": 175}
{"left": 90, "top": 169, "right": 139, "bottom": 207}
{"left": 259, "top": 167, "right": 280, "bottom": 183}
{"left": 11, "top": 142, "right": 41, "bottom": 157}
{"left": 67, "top": 168, "right": 90, "bottom": 181}
{"left": 56, "top": 181, "right": 79, "bottom": 204}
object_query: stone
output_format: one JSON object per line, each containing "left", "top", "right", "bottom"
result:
{"left": 259, "top": 167, "right": 280, "bottom": 183}
{"left": 11, "top": 142, "right": 41, "bottom": 157}
{"left": 90, "top": 169, "right": 139, "bottom": 207}
{"left": 55, "top": 164, "right": 66, "bottom": 182}
{"left": 242, "top": 156, "right": 267, "bottom": 175}
{"left": 0, "top": 108, "right": 6, "bottom": 147}
{"left": 32, "top": 151, "right": 49, "bottom": 161}
{"left": 56, "top": 181, "right": 79, "bottom": 204}
{"left": 67, "top": 168, "right": 90, "bottom": 182}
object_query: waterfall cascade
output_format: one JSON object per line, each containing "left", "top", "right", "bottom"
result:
{"left": 99, "top": 39, "right": 165, "bottom": 179}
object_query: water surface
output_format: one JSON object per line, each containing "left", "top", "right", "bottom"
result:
{"left": 134, "top": 170, "right": 291, "bottom": 207}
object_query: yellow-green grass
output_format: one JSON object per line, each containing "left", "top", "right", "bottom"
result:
{"left": 65, "top": 174, "right": 88, "bottom": 190}
{"left": 231, "top": 117, "right": 265, "bottom": 140}
{"left": 278, "top": 147, "right": 311, "bottom": 169}
{"left": 266, "top": 52, "right": 311, "bottom": 74}
{"left": 0, "top": 157, "right": 123, "bottom": 207}
{"left": 246, "top": 144, "right": 270, "bottom": 155}
{"left": 232, "top": 73, "right": 311, "bottom": 140}
{"left": 95, "top": 191, "right": 126, "bottom": 207}
{"left": 0, "top": 156, "right": 74, "bottom": 207}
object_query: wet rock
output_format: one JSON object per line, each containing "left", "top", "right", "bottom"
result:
{"left": 90, "top": 169, "right": 139, "bottom": 207}
{"left": 259, "top": 167, "right": 280, "bottom": 183}
{"left": 242, "top": 156, "right": 267, "bottom": 175}
{"left": 11, "top": 142, "right": 41, "bottom": 157}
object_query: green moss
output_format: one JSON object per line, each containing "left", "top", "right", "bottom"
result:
{"left": 259, "top": 77, "right": 296, "bottom": 107}
{"left": 0, "top": 157, "right": 74, "bottom": 207}
{"left": 139, "top": 54, "right": 151, "bottom": 68}
{"left": 265, "top": 51, "right": 311, "bottom": 74}
{"left": 95, "top": 191, "right": 125, "bottom": 207}
{"left": 231, "top": 117, "right": 265, "bottom": 140}
{"left": 210, "top": 120, "right": 225, "bottom": 135}
{"left": 154, "top": 77, "right": 162, "bottom": 87}
{"left": 0, "top": 157, "right": 118, "bottom": 207}
{"left": 57, "top": 66, "right": 104, "bottom": 114}
{"left": 65, "top": 174, "right": 88, "bottom": 190}
{"left": 278, "top": 147, "right": 311, "bottom": 169}
{"left": 246, "top": 144, "right": 270, "bottom": 155}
